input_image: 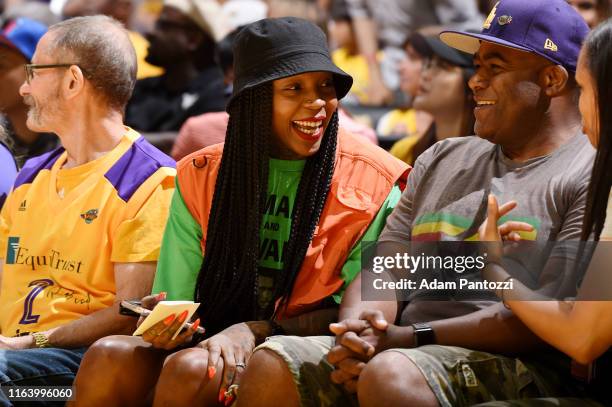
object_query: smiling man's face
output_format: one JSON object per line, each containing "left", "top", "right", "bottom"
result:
{"left": 469, "top": 42, "right": 554, "bottom": 145}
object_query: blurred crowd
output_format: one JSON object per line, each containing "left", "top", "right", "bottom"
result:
{"left": 2, "top": 0, "right": 608, "bottom": 171}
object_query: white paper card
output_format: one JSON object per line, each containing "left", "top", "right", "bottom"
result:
{"left": 132, "top": 301, "right": 200, "bottom": 340}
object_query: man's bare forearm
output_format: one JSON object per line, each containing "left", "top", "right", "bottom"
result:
{"left": 44, "top": 302, "right": 137, "bottom": 348}
{"left": 429, "top": 302, "right": 548, "bottom": 354}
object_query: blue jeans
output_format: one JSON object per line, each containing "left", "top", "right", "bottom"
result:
{"left": 0, "top": 347, "right": 87, "bottom": 407}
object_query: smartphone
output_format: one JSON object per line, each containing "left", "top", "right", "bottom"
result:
{"left": 119, "top": 300, "right": 151, "bottom": 317}
{"left": 119, "top": 299, "right": 206, "bottom": 335}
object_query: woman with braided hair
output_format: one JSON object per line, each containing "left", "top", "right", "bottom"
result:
{"left": 73, "top": 17, "right": 408, "bottom": 407}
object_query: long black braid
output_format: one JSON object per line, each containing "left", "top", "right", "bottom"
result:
{"left": 581, "top": 21, "right": 612, "bottom": 241}
{"left": 194, "top": 82, "right": 339, "bottom": 335}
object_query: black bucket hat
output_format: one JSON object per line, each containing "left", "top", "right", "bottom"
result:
{"left": 228, "top": 17, "right": 353, "bottom": 110}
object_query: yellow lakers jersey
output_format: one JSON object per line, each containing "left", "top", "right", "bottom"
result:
{"left": 0, "top": 128, "right": 175, "bottom": 337}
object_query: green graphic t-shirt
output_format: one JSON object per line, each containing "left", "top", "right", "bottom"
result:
{"left": 153, "top": 159, "right": 401, "bottom": 317}
{"left": 258, "top": 159, "right": 304, "bottom": 315}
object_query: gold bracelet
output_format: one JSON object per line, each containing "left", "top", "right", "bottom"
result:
{"left": 31, "top": 332, "right": 51, "bottom": 348}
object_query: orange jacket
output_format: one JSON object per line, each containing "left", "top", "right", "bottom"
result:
{"left": 178, "top": 129, "right": 409, "bottom": 317}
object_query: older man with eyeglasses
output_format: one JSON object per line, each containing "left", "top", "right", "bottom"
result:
{"left": 0, "top": 15, "right": 176, "bottom": 405}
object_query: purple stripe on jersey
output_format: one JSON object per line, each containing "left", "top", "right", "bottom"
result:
{"left": 104, "top": 136, "right": 175, "bottom": 202}
{"left": 13, "top": 147, "right": 65, "bottom": 189}
{"left": 0, "top": 142, "right": 17, "bottom": 209}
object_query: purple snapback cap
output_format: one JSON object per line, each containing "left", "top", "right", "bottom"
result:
{"left": 439, "top": 0, "right": 589, "bottom": 72}
{"left": 0, "top": 18, "right": 48, "bottom": 61}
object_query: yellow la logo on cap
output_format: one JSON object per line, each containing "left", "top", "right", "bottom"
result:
{"left": 544, "top": 38, "right": 558, "bottom": 52}
{"left": 483, "top": 2, "right": 499, "bottom": 29}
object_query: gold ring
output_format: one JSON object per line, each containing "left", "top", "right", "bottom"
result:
{"left": 225, "top": 384, "right": 239, "bottom": 398}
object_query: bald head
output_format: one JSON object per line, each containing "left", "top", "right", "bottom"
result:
{"left": 47, "top": 15, "right": 137, "bottom": 110}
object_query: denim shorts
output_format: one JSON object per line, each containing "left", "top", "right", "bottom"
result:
{"left": 0, "top": 347, "right": 87, "bottom": 407}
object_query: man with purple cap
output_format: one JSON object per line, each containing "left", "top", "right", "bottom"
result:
{"left": 0, "top": 17, "right": 58, "bottom": 167}
{"left": 234, "top": 1, "right": 600, "bottom": 406}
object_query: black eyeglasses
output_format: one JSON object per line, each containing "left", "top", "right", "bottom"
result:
{"left": 24, "top": 63, "right": 87, "bottom": 84}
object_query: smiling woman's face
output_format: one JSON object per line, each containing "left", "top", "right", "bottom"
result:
{"left": 271, "top": 71, "right": 338, "bottom": 160}
{"left": 567, "top": 0, "right": 601, "bottom": 28}
{"left": 576, "top": 49, "right": 599, "bottom": 147}
{"left": 413, "top": 56, "right": 465, "bottom": 116}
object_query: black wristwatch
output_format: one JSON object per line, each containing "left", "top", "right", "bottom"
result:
{"left": 411, "top": 323, "right": 436, "bottom": 347}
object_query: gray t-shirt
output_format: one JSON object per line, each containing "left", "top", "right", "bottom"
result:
{"left": 379, "top": 135, "right": 595, "bottom": 324}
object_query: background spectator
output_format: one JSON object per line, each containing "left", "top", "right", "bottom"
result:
{"left": 62, "top": 0, "right": 164, "bottom": 79}
{"left": 0, "top": 17, "right": 58, "bottom": 167}
{"left": 221, "top": 0, "right": 267, "bottom": 27}
{"left": 390, "top": 32, "right": 475, "bottom": 165}
{"left": 170, "top": 26, "right": 238, "bottom": 160}
{"left": 2, "top": 1, "right": 60, "bottom": 26}
{"left": 376, "top": 33, "right": 433, "bottom": 147}
{"left": 124, "top": 0, "right": 230, "bottom": 144}
{"left": 0, "top": 127, "right": 17, "bottom": 210}
{"left": 344, "top": 0, "right": 482, "bottom": 106}
{"left": 567, "top": 0, "right": 610, "bottom": 28}
{"left": 328, "top": 0, "right": 375, "bottom": 105}
{"left": 267, "top": 0, "right": 322, "bottom": 26}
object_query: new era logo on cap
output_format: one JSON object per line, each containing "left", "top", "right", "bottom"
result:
{"left": 440, "top": 0, "right": 589, "bottom": 72}
{"left": 544, "top": 38, "right": 558, "bottom": 52}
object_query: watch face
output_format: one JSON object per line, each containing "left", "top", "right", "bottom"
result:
{"left": 413, "top": 323, "right": 436, "bottom": 347}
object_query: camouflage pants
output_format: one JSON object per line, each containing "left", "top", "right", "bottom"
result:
{"left": 472, "top": 399, "right": 603, "bottom": 406}
{"left": 253, "top": 336, "right": 599, "bottom": 407}
{"left": 253, "top": 335, "right": 357, "bottom": 407}
{"left": 393, "top": 346, "right": 599, "bottom": 407}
